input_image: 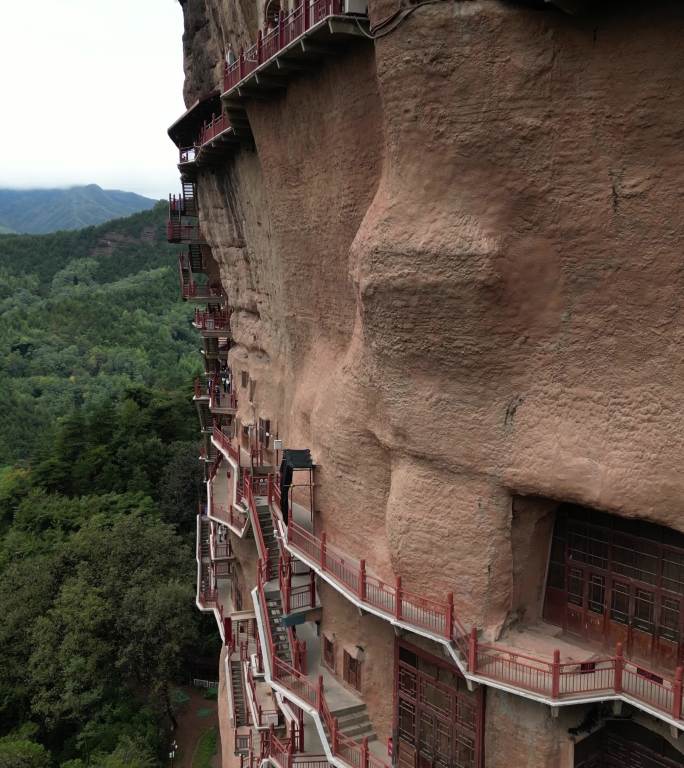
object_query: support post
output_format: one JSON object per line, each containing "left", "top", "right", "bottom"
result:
{"left": 445, "top": 592, "right": 454, "bottom": 640}
{"left": 674, "top": 666, "right": 683, "bottom": 721}
{"left": 298, "top": 706, "right": 304, "bottom": 752}
{"left": 239, "top": 48, "right": 245, "bottom": 80}
{"left": 395, "top": 576, "right": 402, "bottom": 620}
{"left": 468, "top": 627, "right": 478, "bottom": 673}
{"left": 257, "top": 29, "right": 263, "bottom": 64}
{"left": 320, "top": 532, "right": 327, "bottom": 571}
{"left": 317, "top": 675, "right": 324, "bottom": 711}
{"left": 332, "top": 718, "right": 339, "bottom": 753}
{"left": 361, "top": 736, "right": 369, "bottom": 768}
{"left": 309, "top": 569, "right": 316, "bottom": 608}
{"left": 302, "top": 0, "right": 309, "bottom": 30}
{"left": 278, "top": 10, "right": 285, "bottom": 49}
{"left": 359, "top": 559, "right": 366, "bottom": 602}
{"left": 551, "top": 649, "right": 560, "bottom": 699}
{"left": 614, "top": 642, "right": 624, "bottom": 694}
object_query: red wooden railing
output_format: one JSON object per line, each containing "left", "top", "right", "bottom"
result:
{"left": 256, "top": 564, "right": 390, "bottom": 768}
{"left": 199, "top": 112, "right": 233, "bottom": 146}
{"left": 212, "top": 426, "right": 240, "bottom": 463}
{"left": 224, "top": 0, "right": 346, "bottom": 93}
{"left": 209, "top": 378, "right": 238, "bottom": 411}
{"left": 178, "top": 255, "right": 223, "bottom": 300}
{"left": 246, "top": 664, "right": 279, "bottom": 727}
{"left": 169, "top": 193, "right": 196, "bottom": 217}
{"left": 282, "top": 513, "right": 684, "bottom": 723}
{"left": 167, "top": 220, "right": 203, "bottom": 243}
{"left": 280, "top": 553, "right": 316, "bottom": 615}
{"left": 247, "top": 479, "right": 272, "bottom": 579}
{"left": 194, "top": 307, "right": 232, "bottom": 332}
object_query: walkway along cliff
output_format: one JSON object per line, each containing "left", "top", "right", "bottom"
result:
{"left": 167, "top": 1, "right": 684, "bottom": 766}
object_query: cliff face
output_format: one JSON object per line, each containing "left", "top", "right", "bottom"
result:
{"left": 181, "top": 0, "right": 684, "bottom": 639}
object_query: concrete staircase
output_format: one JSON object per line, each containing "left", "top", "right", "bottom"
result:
{"left": 189, "top": 242, "right": 203, "bottom": 271}
{"left": 256, "top": 500, "right": 280, "bottom": 580}
{"left": 265, "top": 591, "right": 292, "bottom": 664}
{"left": 330, "top": 702, "right": 377, "bottom": 743}
{"left": 200, "top": 517, "right": 211, "bottom": 558}
{"left": 230, "top": 659, "right": 249, "bottom": 728}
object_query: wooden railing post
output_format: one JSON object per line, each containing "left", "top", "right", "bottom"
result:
{"left": 302, "top": 0, "right": 309, "bottom": 30}
{"left": 320, "top": 532, "right": 327, "bottom": 571}
{"left": 278, "top": 9, "right": 285, "bottom": 49}
{"left": 257, "top": 29, "right": 263, "bottom": 64}
{"left": 361, "top": 736, "right": 369, "bottom": 768}
{"left": 317, "top": 675, "right": 324, "bottom": 711}
{"left": 445, "top": 592, "right": 454, "bottom": 640}
{"left": 614, "top": 642, "right": 624, "bottom": 694}
{"left": 395, "top": 576, "right": 402, "bottom": 620}
{"left": 674, "top": 667, "right": 683, "bottom": 721}
{"left": 284, "top": 567, "right": 291, "bottom": 614}
{"left": 332, "top": 718, "right": 339, "bottom": 753}
{"left": 239, "top": 48, "right": 245, "bottom": 79}
{"left": 359, "top": 559, "right": 367, "bottom": 602}
{"left": 468, "top": 627, "right": 478, "bottom": 673}
{"left": 309, "top": 569, "right": 316, "bottom": 608}
{"left": 551, "top": 649, "right": 560, "bottom": 699}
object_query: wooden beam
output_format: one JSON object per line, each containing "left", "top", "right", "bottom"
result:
{"left": 275, "top": 57, "right": 315, "bottom": 72}
{"left": 299, "top": 39, "right": 334, "bottom": 56}
{"left": 328, "top": 18, "right": 367, "bottom": 37}
{"left": 254, "top": 73, "right": 287, "bottom": 89}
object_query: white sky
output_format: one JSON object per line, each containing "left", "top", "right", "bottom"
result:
{"left": 0, "top": 0, "right": 186, "bottom": 200}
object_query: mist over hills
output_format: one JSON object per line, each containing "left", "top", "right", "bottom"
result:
{"left": 0, "top": 184, "right": 157, "bottom": 234}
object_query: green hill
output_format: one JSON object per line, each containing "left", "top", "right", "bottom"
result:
{"left": 0, "top": 202, "right": 200, "bottom": 463}
{"left": 0, "top": 204, "right": 214, "bottom": 766}
{"left": 0, "top": 184, "right": 157, "bottom": 234}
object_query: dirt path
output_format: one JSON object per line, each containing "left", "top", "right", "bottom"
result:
{"left": 173, "top": 686, "right": 220, "bottom": 768}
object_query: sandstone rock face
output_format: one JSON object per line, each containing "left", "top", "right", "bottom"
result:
{"left": 180, "top": 2, "right": 684, "bottom": 763}
{"left": 184, "top": 0, "right": 684, "bottom": 639}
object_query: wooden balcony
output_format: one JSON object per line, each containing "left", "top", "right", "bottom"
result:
{"left": 193, "top": 307, "right": 232, "bottom": 337}
{"left": 222, "top": 0, "right": 368, "bottom": 128}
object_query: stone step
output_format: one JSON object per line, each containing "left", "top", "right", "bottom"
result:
{"left": 334, "top": 713, "right": 374, "bottom": 730}
{"left": 341, "top": 723, "right": 377, "bottom": 740}
{"left": 331, "top": 703, "right": 368, "bottom": 719}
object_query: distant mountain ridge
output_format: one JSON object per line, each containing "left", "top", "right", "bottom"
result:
{"left": 0, "top": 184, "right": 157, "bottom": 234}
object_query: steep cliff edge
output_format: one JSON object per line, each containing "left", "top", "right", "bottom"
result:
{"left": 179, "top": 0, "right": 684, "bottom": 640}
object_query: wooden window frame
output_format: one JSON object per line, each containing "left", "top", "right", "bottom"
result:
{"left": 343, "top": 650, "right": 361, "bottom": 692}
{"left": 323, "top": 635, "right": 335, "bottom": 672}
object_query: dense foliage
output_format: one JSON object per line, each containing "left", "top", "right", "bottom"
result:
{"left": 0, "top": 206, "right": 216, "bottom": 766}
{"left": 0, "top": 204, "right": 199, "bottom": 465}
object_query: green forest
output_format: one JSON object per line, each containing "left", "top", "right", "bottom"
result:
{"left": 0, "top": 205, "right": 216, "bottom": 767}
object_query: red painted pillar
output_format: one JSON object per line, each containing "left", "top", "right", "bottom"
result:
{"left": 317, "top": 675, "right": 324, "bottom": 711}
{"left": 395, "top": 576, "right": 402, "bottom": 620}
{"left": 278, "top": 10, "right": 285, "bottom": 49}
{"left": 320, "top": 532, "right": 327, "bottom": 571}
{"left": 445, "top": 592, "right": 454, "bottom": 640}
{"left": 225, "top": 617, "right": 233, "bottom": 646}
{"left": 468, "top": 627, "right": 478, "bottom": 673}
{"left": 332, "top": 718, "right": 339, "bottom": 753}
{"left": 614, "top": 642, "right": 624, "bottom": 694}
{"left": 298, "top": 706, "right": 304, "bottom": 752}
{"left": 361, "top": 736, "right": 369, "bottom": 768}
{"left": 359, "top": 559, "right": 366, "bottom": 602}
{"left": 675, "top": 667, "right": 684, "bottom": 721}
{"left": 302, "top": 0, "right": 309, "bottom": 30}
{"left": 551, "top": 649, "right": 561, "bottom": 698}
{"left": 309, "top": 569, "right": 316, "bottom": 608}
